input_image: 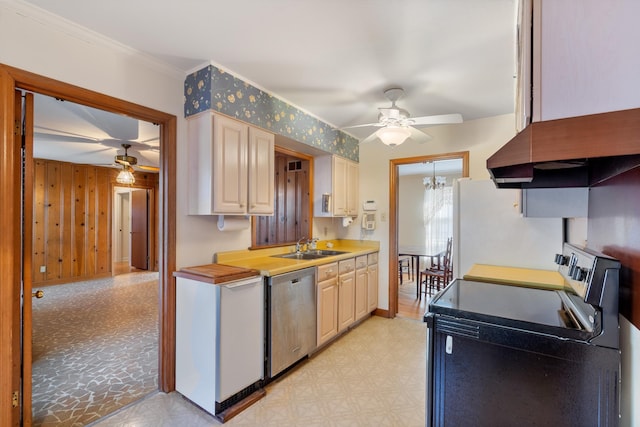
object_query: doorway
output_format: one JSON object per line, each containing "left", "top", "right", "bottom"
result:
{"left": 114, "top": 189, "right": 132, "bottom": 273}
{"left": 389, "top": 152, "right": 469, "bottom": 319}
{"left": 29, "top": 95, "right": 162, "bottom": 425}
{"left": 114, "top": 187, "right": 155, "bottom": 275}
{"left": 0, "top": 65, "right": 177, "bottom": 426}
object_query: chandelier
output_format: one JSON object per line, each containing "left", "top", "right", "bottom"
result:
{"left": 423, "top": 175, "right": 446, "bottom": 189}
{"left": 423, "top": 160, "right": 446, "bottom": 189}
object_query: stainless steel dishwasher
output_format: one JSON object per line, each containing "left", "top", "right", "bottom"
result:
{"left": 266, "top": 267, "right": 316, "bottom": 378}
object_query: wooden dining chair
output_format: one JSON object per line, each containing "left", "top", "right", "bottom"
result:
{"left": 398, "top": 256, "right": 411, "bottom": 284}
{"left": 418, "top": 238, "right": 453, "bottom": 299}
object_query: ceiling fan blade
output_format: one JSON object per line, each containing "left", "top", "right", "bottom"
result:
{"left": 358, "top": 131, "right": 381, "bottom": 145}
{"left": 34, "top": 131, "right": 98, "bottom": 144}
{"left": 410, "top": 113, "right": 463, "bottom": 126}
{"left": 408, "top": 126, "right": 433, "bottom": 143}
{"left": 341, "top": 122, "right": 384, "bottom": 130}
{"left": 61, "top": 101, "right": 139, "bottom": 141}
{"left": 138, "top": 165, "right": 160, "bottom": 172}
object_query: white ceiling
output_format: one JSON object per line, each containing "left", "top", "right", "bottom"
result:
{"left": 23, "top": 0, "right": 517, "bottom": 164}
{"left": 33, "top": 93, "right": 160, "bottom": 170}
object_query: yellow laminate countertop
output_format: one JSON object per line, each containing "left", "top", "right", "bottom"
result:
{"left": 214, "top": 239, "right": 380, "bottom": 276}
{"left": 463, "top": 264, "right": 571, "bottom": 291}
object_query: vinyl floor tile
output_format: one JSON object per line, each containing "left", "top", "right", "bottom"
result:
{"left": 92, "top": 316, "right": 426, "bottom": 427}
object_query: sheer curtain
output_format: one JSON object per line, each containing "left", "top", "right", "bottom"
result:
{"left": 423, "top": 182, "right": 453, "bottom": 256}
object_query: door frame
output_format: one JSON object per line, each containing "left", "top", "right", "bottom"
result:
{"left": 0, "top": 64, "right": 177, "bottom": 426}
{"left": 388, "top": 152, "right": 469, "bottom": 318}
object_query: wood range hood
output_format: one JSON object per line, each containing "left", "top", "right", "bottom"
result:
{"left": 487, "top": 108, "right": 640, "bottom": 189}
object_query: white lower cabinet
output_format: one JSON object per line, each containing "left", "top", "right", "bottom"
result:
{"left": 355, "top": 256, "right": 368, "bottom": 321}
{"left": 175, "top": 275, "right": 264, "bottom": 415}
{"left": 337, "top": 258, "right": 356, "bottom": 332}
{"left": 367, "top": 252, "right": 379, "bottom": 313}
{"left": 317, "top": 262, "right": 339, "bottom": 346}
{"left": 316, "top": 252, "right": 379, "bottom": 347}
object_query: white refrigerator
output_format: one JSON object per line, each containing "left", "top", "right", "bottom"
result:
{"left": 453, "top": 179, "right": 563, "bottom": 279}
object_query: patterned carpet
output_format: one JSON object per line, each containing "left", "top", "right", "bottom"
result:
{"left": 93, "top": 316, "right": 427, "bottom": 427}
{"left": 31, "top": 271, "right": 159, "bottom": 426}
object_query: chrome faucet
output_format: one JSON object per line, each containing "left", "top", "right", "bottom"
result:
{"left": 295, "top": 237, "right": 307, "bottom": 253}
{"left": 308, "top": 237, "right": 319, "bottom": 250}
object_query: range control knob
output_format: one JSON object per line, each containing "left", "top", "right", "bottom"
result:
{"left": 554, "top": 254, "right": 568, "bottom": 265}
{"left": 571, "top": 267, "right": 586, "bottom": 281}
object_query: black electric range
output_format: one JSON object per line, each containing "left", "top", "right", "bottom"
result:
{"left": 424, "top": 242, "right": 621, "bottom": 427}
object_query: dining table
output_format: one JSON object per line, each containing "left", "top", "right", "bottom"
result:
{"left": 398, "top": 246, "right": 443, "bottom": 297}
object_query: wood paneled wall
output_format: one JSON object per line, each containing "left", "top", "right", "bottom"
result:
{"left": 588, "top": 166, "right": 640, "bottom": 329}
{"left": 32, "top": 159, "right": 159, "bottom": 286}
{"left": 254, "top": 153, "right": 310, "bottom": 246}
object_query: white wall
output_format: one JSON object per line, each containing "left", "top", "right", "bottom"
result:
{"left": 398, "top": 175, "right": 426, "bottom": 247}
{"left": 342, "top": 113, "right": 518, "bottom": 310}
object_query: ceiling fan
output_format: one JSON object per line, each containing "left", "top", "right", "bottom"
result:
{"left": 33, "top": 94, "right": 160, "bottom": 170}
{"left": 343, "top": 87, "right": 463, "bottom": 146}
{"left": 115, "top": 143, "right": 159, "bottom": 172}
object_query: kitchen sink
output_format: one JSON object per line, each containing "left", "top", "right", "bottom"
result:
{"left": 271, "top": 252, "right": 328, "bottom": 260}
{"left": 305, "top": 250, "right": 348, "bottom": 256}
{"left": 271, "top": 249, "right": 349, "bottom": 260}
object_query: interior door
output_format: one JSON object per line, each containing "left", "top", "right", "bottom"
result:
{"left": 21, "top": 90, "right": 35, "bottom": 426}
{"left": 130, "top": 189, "right": 149, "bottom": 270}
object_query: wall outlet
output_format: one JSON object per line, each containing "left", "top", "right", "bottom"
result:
{"left": 380, "top": 212, "right": 387, "bottom": 222}
{"left": 39, "top": 265, "right": 46, "bottom": 273}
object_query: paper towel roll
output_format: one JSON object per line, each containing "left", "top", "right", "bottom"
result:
{"left": 342, "top": 217, "right": 353, "bottom": 227}
{"left": 217, "top": 215, "right": 250, "bottom": 231}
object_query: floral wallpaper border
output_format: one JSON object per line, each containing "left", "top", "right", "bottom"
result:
{"left": 184, "top": 65, "right": 359, "bottom": 162}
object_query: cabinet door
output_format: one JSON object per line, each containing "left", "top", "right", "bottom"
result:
{"left": 346, "top": 160, "right": 359, "bottom": 216}
{"left": 213, "top": 115, "right": 248, "bottom": 213}
{"left": 355, "top": 266, "right": 368, "bottom": 321}
{"left": 317, "top": 278, "right": 338, "bottom": 345}
{"left": 332, "top": 156, "right": 347, "bottom": 216}
{"left": 248, "top": 126, "right": 274, "bottom": 214}
{"left": 367, "top": 261, "right": 378, "bottom": 313}
{"left": 533, "top": 0, "right": 640, "bottom": 122}
{"left": 338, "top": 270, "right": 355, "bottom": 332}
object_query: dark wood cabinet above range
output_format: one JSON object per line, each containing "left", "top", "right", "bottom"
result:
{"left": 487, "top": 108, "right": 640, "bottom": 189}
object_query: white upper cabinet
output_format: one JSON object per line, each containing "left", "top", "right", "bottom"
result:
{"left": 188, "top": 111, "right": 274, "bottom": 215}
{"left": 314, "top": 155, "right": 359, "bottom": 217}
{"left": 247, "top": 127, "right": 275, "bottom": 215}
{"left": 529, "top": 0, "right": 640, "bottom": 123}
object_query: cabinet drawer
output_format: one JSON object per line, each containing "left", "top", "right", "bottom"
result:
{"left": 355, "top": 255, "right": 368, "bottom": 270}
{"left": 339, "top": 258, "right": 355, "bottom": 274}
{"left": 368, "top": 252, "right": 378, "bottom": 265}
{"left": 317, "top": 262, "right": 338, "bottom": 281}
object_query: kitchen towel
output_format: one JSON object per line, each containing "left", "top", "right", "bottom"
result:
{"left": 217, "top": 215, "right": 250, "bottom": 231}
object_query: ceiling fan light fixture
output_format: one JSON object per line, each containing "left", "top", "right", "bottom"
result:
{"left": 116, "top": 166, "right": 135, "bottom": 185}
{"left": 376, "top": 126, "right": 411, "bottom": 147}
